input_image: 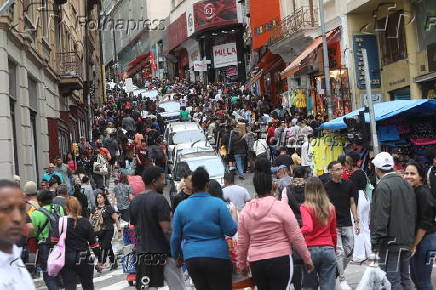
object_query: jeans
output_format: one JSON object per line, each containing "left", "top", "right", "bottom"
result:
{"left": 38, "top": 244, "right": 60, "bottom": 290}
{"left": 336, "top": 226, "right": 354, "bottom": 281}
{"left": 302, "top": 246, "right": 337, "bottom": 290}
{"left": 379, "top": 247, "right": 412, "bottom": 290}
{"left": 410, "top": 233, "right": 436, "bottom": 290}
{"left": 234, "top": 154, "right": 246, "bottom": 178}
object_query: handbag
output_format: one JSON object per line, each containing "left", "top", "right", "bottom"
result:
{"left": 47, "top": 216, "right": 67, "bottom": 277}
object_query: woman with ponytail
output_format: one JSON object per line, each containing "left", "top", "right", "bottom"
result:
{"left": 300, "top": 177, "right": 337, "bottom": 290}
{"left": 237, "top": 170, "right": 313, "bottom": 290}
{"left": 60, "top": 197, "right": 100, "bottom": 290}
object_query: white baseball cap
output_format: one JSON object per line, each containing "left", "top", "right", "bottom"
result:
{"left": 372, "top": 152, "right": 394, "bottom": 170}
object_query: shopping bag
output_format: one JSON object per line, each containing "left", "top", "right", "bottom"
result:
{"left": 356, "top": 265, "right": 391, "bottom": 290}
{"left": 121, "top": 252, "right": 137, "bottom": 274}
{"left": 47, "top": 217, "right": 67, "bottom": 277}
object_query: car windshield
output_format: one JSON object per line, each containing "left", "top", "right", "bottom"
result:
{"left": 186, "top": 158, "right": 225, "bottom": 178}
{"left": 159, "top": 102, "right": 180, "bottom": 112}
{"left": 170, "top": 130, "right": 205, "bottom": 145}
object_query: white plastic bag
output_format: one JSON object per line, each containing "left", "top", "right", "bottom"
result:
{"left": 356, "top": 265, "right": 391, "bottom": 290}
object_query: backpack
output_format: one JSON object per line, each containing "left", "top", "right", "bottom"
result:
{"left": 91, "top": 207, "right": 104, "bottom": 232}
{"left": 37, "top": 204, "right": 62, "bottom": 244}
{"left": 47, "top": 217, "right": 67, "bottom": 277}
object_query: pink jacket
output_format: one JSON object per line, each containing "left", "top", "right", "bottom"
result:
{"left": 237, "top": 196, "right": 312, "bottom": 265}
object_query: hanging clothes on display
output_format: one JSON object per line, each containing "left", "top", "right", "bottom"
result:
{"left": 312, "top": 134, "right": 345, "bottom": 175}
{"left": 294, "top": 89, "right": 307, "bottom": 108}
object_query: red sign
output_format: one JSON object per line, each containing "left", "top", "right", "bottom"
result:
{"left": 168, "top": 13, "right": 187, "bottom": 51}
{"left": 193, "top": 0, "right": 237, "bottom": 32}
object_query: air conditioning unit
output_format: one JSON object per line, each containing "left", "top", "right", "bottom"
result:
{"left": 54, "top": 0, "right": 68, "bottom": 5}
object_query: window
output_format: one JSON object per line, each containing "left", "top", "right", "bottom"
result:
{"left": 28, "top": 76, "right": 38, "bottom": 181}
{"left": 377, "top": 10, "right": 407, "bottom": 66}
{"left": 9, "top": 61, "right": 19, "bottom": 175}
{"left": 41, "top": 0, "right": 49, "bottom": 40}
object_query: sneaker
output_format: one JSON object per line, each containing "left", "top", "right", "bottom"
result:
{"left": 339, "top": 280, "right": 352, "bottom": 290}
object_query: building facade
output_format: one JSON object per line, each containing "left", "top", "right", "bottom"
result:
{"left": 0, "top": 0, "right": 103, "bottom": 181}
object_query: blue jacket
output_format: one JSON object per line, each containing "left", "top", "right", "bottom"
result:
{"left": 170, "top": 192, "right": 237, "bottom": 260}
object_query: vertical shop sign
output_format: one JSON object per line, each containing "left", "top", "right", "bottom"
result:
{"left": 186, "top": 4, "right": 195, "bottom": 37}
{"left": 353, "top": 35, "right": 381, "bottom": 89}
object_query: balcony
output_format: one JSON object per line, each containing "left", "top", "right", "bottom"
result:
{"left": 268, "top": 7, "right": 319, "bottom": 63}
{"left": 57, "top": 52, "right": 84, "bottom": 92}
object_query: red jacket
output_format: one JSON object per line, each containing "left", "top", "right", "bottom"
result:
{"left": 300, "top": 204, "right": 337, "bottom": 249}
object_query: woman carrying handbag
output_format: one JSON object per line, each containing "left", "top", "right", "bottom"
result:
{"left": 50, "top": 197, "right": 100, "bottom": 290}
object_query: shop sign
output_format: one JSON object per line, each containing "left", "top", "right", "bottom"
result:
{"left": 193, "top": 60, "right": 208, "bottom": 71}
{"left": 353, "top": 35, "right": 382, "bottom": 89}
{"left": 428, "top": 43, "right": 436, "bottom": 71}
{"left": 186, "top": 4, "right": 195, "bottom": 37}
{"left": 225, "top": 66, "right": 238, "bottom": 77}
{"left": 193, "top": 0, "right": 237, "bottom": 32}
{"left": 213, "top": 42, "right": 238, "bottom": 68}
{"left": 361, "top": 93, "right": 382, "bottom": 106}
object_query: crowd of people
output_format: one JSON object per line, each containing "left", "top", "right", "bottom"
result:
{"left": 0, "top": 78, "right": 435, "bottom": 290}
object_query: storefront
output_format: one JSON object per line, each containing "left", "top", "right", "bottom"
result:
{"left": 320, "top": 100, "right": 436, "bottom": 172}
{"left": 280, "top": 28, "right": 350, "bottom": 116}
{"left": 256, "top": 50, "right": 287, "bottom": 104}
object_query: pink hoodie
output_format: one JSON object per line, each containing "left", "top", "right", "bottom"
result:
{"left": 237, "top": 196, "right": 312, "bottom": 265}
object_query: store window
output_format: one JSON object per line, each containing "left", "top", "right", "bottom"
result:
{"left": 389, "top": 86, "right": 411, "bottom": 100}
{"left": 377, "top": 10, "right": 407, "bottom": 66}
{"left": 9, "top": 60, "right": 19, "bottom": 175}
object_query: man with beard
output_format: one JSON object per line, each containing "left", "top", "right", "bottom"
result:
{"left": 129, "top": 166, "right": 184, "bottom": 289}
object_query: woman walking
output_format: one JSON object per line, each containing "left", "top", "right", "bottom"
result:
{"left": 113, "top": 173, "right": 133, "bottom": 222}
{"left": 404, "top": 162, "right": 436, "bottom": 290}
{"left": 90, "top": 191, "right": 120, "bottom": 272}
{"left": 237, "top": 170, "right": 313, "bottom": 290}
{"left": 61, "top": 197, "right": 100, "bottom": 290}
{"left": 300, "top": 177, "right": 337, "bottom": 290}
{"left": 171, "top": 167, "right": 237, "bottom": 290}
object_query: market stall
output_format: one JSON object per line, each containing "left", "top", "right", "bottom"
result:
{"left": 318, "top": 100, "right": 436, "bottom": 170}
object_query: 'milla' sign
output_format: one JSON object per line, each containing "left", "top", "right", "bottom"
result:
{"left": 213, "top": 43, "right": 238, "bottom": 68}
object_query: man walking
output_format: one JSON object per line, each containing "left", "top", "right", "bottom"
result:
{"left": 129, "top": 166, "right": 185, "bottom": 290}
{"left": 222, "top": 172, "right": 251, "bottom": 212}
{"left": 324, "top": 161, "right": 360, "bottom": 290}
{"left": 371, "top": 152, "right": 416, "bottom": 290}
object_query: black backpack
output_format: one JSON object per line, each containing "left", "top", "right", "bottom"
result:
{"left": 37, "top": 204, "right": 62, "bottom": 244}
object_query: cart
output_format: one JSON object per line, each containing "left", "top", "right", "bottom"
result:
{"left": 121, "top": 225, "right": 137, "bottom": 286}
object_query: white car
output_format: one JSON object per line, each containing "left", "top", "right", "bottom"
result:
{"left": 158, "top": 101, "right": 181, "bottom": 122}
{"left": 169, "top": 154, "right": 226, "bottom": 198}
{"left": 133, "top": 89, "right": 158, "bottom": 100}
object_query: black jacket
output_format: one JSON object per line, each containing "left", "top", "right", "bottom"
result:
{"left": 370, "top": 173, "right": 416, "bottom": 251}
{"left": 230, "top": 133, "right": 248, "bottom": 155}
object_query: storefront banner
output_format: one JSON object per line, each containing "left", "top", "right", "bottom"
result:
{"left": 168, "top": 13, "right": 187, "bottom": 51}
{"left": 353, "top": 35, "right": 382, "bottom": 89}
{"left": 193, "top": 0, "right": 238, "bottom": 32}
{"left": 213, "top": 43, "right": 238, "bottom": 68}
{"left": 193, "top": 60, "right": 208, "bottom": 71}
{"left": 186, "top": 4, "right": 195, "bottom": 37}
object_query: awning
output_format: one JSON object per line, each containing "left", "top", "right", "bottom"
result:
{"left": 127, "top": 52, "right": 150, "bottom": 67}
{"left": 280, "top": 30, "right": 335, "bottom": 80}
{"left": 415, "top": 72, "right": 436, "bottom": 83}
{"left": 319, "top": 100, "right": 436, "bottom": 131}
{"left": 246, "top": 70, "right": 263, "bottom": 87}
